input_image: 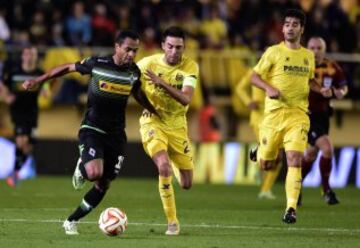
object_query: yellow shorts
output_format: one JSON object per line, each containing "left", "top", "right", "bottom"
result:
{"left": 258, "top": 108, "right": 309, "bottom": 161}
{"left": 140, "top": 122, "right": 194, "bottom": 170}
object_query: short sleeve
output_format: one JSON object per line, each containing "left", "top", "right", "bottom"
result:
{"left": 308, "top": 53, "right": 315, "bottom": 80}
{"left": 75, "top": 56, "right": 96, "bottom": 75}
{"left": 183, "top": 61, "right": 199, "bottom": 89}
{"left": 253, "top": 47, "right": 274, "bottom": 77}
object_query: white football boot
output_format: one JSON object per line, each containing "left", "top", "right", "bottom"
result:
{"left": 63, "top": 220, "right": 79, "bottom": 235}
{"left": 72, "top": 158, "right": 86, "bottom": 190}
{"left": 165, "top": 222, "right": 180, "bottom": 236}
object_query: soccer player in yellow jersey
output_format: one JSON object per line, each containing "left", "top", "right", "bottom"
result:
{"left": 137, "top": 27, "right": 199, "bottom": 235}
{"left": 236, "top": 69, "right": 282, "bottom": 200}
{"left": 251, "top": 9, "right": 332, "bottom": 224}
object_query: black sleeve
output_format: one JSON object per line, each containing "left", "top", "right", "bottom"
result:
{"left": 75, "top": 56, "right": 96, "bottom": 75}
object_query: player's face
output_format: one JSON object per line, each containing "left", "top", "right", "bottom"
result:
{"left": 307, "top": 38, "right": 326, "bottom": 64}
{"left": 115, "top": 37, "right": 139, "bottom": 65}
{"left": 282, "top": 17, "right": 304, "bottom": 43}
{"left": 162, "top": 36, "right": 184, "bottom": 65}
{"left": 22, "top": 47, "right": 38, "bottom": 64}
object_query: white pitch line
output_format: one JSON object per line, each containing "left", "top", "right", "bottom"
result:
{"left": 0, "top": 218, "right": 359, "bottom": 235}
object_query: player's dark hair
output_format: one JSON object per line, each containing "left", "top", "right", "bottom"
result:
{"left": 284, "top": 9, "right": 306, "bottom": 26}
{"left": 115, "top": 30, "right": 140, "bottom": 44}
{"left": 162, "top": 26, "right": 185, "bottom": 42}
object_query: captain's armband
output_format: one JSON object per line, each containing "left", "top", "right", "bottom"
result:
{"left": 183, "top": 75, "right": 197, "bottom": 88}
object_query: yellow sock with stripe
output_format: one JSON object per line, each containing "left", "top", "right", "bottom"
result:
{"left": 260, "top": 161, "right": 282, "bottom": 192}
{"left": 159, "top": 175, "right": 178, "bottom": 224}
{"left": 285, "top": 167, "right": 302, "bottom": 210}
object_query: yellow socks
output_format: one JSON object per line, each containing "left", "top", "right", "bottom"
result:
{"left": 285, "top": 167, "right": 302, "bottom": 210}
{"left": 159, "top": 175, "right": 178, "bottom": 224}
{"left": 260, "top": 161, "right": 282, "bottom": 193}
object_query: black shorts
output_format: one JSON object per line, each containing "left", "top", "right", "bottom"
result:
{"left": 78, "top": 128, "right": 127, "bottom": 181}
{"left": 14, "top": 125, "right": 36, "bottom": 144}
{"left": 307, "top": 112, "right": 330, "bottom": 146}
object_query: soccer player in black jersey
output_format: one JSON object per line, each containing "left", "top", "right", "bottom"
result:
{"left": 0, "top": 46, "right": 46, "bottom": 187}
{"left": 23, "top": 30, "right": 157, "bottom": 235}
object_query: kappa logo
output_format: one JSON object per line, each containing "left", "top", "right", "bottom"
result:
{"left": 89, "top": 147, "right": 96, "bottom": 157}
{"left": 183, "top": 141, "right": 190, "bottom": 154}
{"left": 304, "top": 58, "right": 309, "bottom": 65}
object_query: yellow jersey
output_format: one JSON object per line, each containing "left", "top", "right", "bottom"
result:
{"left": 253, "top": 42, "right": 315, "bottom": 113}
{"left": 137, "top": 54, "right": 199, "bottom": 129}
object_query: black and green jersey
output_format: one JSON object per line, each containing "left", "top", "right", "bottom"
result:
{"left": 75, "top": 56, "right": 140, "bottom": 134}
{"left": 2, "top": 60, "right": 44, "bottom": 127}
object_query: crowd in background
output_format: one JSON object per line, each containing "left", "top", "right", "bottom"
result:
{"left": 0, "top": 0, "right": 358, "bottom": 52}
{"left": 0, "top": 0, "right": 359, "bottom": 140}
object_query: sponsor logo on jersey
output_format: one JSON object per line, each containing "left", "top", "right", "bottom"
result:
{"left": 98, "top": 80, "right": 132, "bottom": 95}
{"left": 283, "top": 65, "right": 310, "bottom": 76}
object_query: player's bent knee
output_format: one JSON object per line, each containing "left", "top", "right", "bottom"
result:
{"left": 158, "top": 162, "right": 172, "bottom": 177}
{"left": 84, "top": 164, "right": 102, "bottom": 181}
{"left": 181, "top": 180, "right": 192, "bottom": 190}
{"left": 260, "top": 160, "right": 274, "bottom": 171}
{"left": 322, "top": 148, "right": 333, "bottom": 158}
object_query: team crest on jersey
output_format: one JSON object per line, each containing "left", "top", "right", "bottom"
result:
{"left": 304, "top": 58, "right": 309, "bottom": 66}
{"left": 148, "top": 129, "right": 155, "bottom": 138}
{"left": 262, "top": 137, "right": 267, "bottom": 145}
{"left": 175, "top": 73, "right": 184, "bottom": 82}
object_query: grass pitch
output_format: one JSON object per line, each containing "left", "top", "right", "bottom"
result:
{"left": 0, "top": 177, "right": 359, "bottom": 248}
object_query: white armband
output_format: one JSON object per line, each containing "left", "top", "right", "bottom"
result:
{"left": 183, "top": 76, "right": 197, "bottom": 88}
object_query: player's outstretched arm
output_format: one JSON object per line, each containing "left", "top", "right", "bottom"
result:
{"left": 251, "top": 71, "right": 280, "bottom": 99}
{"left": 23, "top": 63, "right": 76, "bottom": 90}
{"left": 145, "top": 69, "right": 193, "bottom": 106}
{"left": 131, "top": 80, "right": 159, "bottom": 116}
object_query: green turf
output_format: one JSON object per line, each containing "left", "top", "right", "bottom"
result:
{"left": 0, "top": 177, "right": 359, "bottom": 248}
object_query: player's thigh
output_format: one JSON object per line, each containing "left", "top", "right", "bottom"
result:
{"left": 308, "top": 113, "right": 329, "bottom": 146}
{"left": 140, "top": 123, "right": 168, "bottom": 158}
{"left": 258, "top": 124, "right": 282, "bottom": 161}
{"left": 168, "top": 128, "right": 194, "bottom": 171}
{"left": 283, "top": 115, "right": 309, "bottom": 153}
{"left": 78, "top": 129, "right": 105, "bottom": 170}
{"left": 102, "top": 142, "right": 126, "bottom": 181}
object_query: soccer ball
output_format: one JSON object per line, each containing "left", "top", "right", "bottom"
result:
{"left": 98, "top": 207, "right": 128, "bottom": 236}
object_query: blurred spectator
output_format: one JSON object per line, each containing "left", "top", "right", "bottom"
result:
{"left": 0, "top": 7, "right": 10, "bottom": 42}
{"left": 65, "top": 1, "right": 92, "bottom": 46}
{"left": 199, "top": 85, "right": 221, "bottom": 143}
{"left": 200, "top": 5, "right": 228, "bottom": 49}
{"left": 50, "top": 9, "right": 65, "bottom": 46}
{"left": 29, "top": 10, "right": 48, "bottom": 46}
{"left": 115, "top": 4, "right": 132, "bottom": 31}
{"left": 91, "top": 3, "right": 116, "bottom": 46}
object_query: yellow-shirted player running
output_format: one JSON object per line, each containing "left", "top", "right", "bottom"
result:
{"left": 137, "top": 27, "right": 199, "bottom": 235}
{"left": 251, "top": 9, "right": 332, "bottom": 224}
{"left": 236, "top": 69, "right": 282, "bottom": 200}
